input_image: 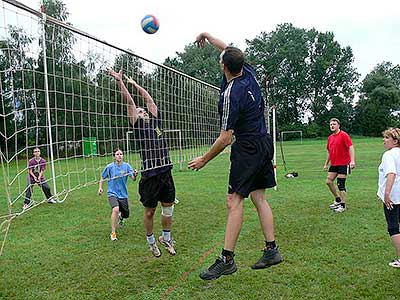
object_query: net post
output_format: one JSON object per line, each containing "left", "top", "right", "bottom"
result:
{"left": 272, "top": 105, "right": 277, "bottom": 191}
{"left": 40, "top": 9, "right": 57, "bottom": 197}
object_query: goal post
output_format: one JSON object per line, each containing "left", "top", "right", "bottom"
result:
{"left": 0, "top": 0, "right": 221, "bottom": 255}
{"left": 280, "top": 130, "right": 303, "bottom": 143}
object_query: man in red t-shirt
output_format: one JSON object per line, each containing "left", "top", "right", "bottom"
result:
{"left": 323, "top": 118, "right": 356, "bottom": 212}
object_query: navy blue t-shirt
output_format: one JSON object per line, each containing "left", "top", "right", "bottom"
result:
{"left": 133, "top": 111, "right": 172, "bottom": 177}
{"left": 218, "top": 63, "right": 267, "bottom": 140}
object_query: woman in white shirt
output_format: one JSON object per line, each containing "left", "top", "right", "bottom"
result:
{"left": 378, "top": 127, "right": 400, "bottom": 268}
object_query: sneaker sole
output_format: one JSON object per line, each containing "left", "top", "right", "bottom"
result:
{"left": 251, "top": 258, "right": 283, "bottom": 270}
{"left": 200, "top": 265, "right": 238, "bottom": 280}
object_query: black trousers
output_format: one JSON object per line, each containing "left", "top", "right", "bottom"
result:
{"left": 24, "top": 181, "right": 52, "bottom": 204}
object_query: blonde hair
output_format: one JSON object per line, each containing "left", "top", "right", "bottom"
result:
{"left": 382, "top": 127, "right": 400, "bottom": 147}
{"left": 329, "top": 118, "right": 340, "bottom": 125}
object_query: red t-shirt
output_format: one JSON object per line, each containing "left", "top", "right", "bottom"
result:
{"left": 327, "top": 130, "right": 353, "bottom": 166}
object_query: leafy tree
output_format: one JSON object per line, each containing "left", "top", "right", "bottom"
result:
{"left": 0, "top": 26, "right": 37, "bottom": 156}
{"left": 164, "top": 43, "right": 221, "bottom": 87}
{"left": 246, "top": 24, "right": 309, "bottom": 126}
{"left": 246, "top": 23, "right": 359, "bottom": 134}
{"left": 354, "top": 62, "right": 400, "bottom": 136}
{"left": 306, "top": 30, "right": 359, "bottom": 132}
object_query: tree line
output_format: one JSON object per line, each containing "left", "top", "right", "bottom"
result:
{"left": 165, "top": 23, "right": 400, "bottom": 137}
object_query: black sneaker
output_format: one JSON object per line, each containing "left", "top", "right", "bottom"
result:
{"left": 199, "top": 256, "right": 237, "bottom": 280}
{"left": 251, "top": 247, "right": 283, "bottom": 269}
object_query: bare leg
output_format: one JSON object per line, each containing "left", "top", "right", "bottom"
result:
{"left": 326, "top": 172, "right": 339, "bottom": 199}
{"left": 391, "top": 234, "right": 400, "bottom": 257}
{"left": 224, "top": 192, "right": 244, "bottom": 252}
{"left": 143, "top": 207, "right": 156, "bottom": 235}
{"left": 111, "top": 206, "right": 119, "bottom": 233}
{"left": 250, "top": 189, "right": 274, "bottom": 242}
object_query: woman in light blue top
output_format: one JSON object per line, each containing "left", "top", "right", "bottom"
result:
{"left": 99, "top": 148, "right": 137, "bottom": 241}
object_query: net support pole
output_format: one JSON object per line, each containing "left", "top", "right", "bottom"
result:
{"left": 40, "top": 11, "right": 57, "bottom": 197}
{"left": 164, "top": 129, "right": 183, "bottom": 171}
{"left": 272, "top": 106, "right": 277, "bottom": 191}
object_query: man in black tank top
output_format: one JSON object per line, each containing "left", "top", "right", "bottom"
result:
{"left": 110, "top": 69, "right": 176, "bottom": 258}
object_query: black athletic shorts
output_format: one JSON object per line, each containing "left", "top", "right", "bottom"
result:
{"left": 108, "top": 196, "right": 130, "bottom": 218}
{"left": 228, "top": 134, "right": 276, "bottom": 198}
{"left": 328, "top": 165, "right": 351, "bottom": 175}
{"left": 139, "top": 169, "right": 175, "bottom": 208}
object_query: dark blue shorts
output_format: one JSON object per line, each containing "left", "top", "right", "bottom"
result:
{"left": 228, "top": 134, "right": 276, "bottom": 198}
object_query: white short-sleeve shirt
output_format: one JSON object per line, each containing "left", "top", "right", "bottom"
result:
{"left": 377, "top": 147, "right": 400, "bottom": 203}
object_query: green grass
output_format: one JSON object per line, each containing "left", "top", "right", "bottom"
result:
{"left": 1, "top": 137, "right": 399, "bottom": 300}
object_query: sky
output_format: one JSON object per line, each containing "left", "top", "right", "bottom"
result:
{"left": 18, "top": 0, "right": 400, "bottom": 80}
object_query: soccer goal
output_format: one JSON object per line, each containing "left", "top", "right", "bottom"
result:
{"left": 280, "top": 130, "right": 303, "bottom": 143}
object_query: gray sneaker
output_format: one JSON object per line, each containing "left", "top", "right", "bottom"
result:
{"left": 251, "top": 247, "right": 283, "bottom": 269}
{"left": 200, "top": 256, "right": 237, "bottom": 280}
{"left": 149, "top": 243, "right": 161, "bottom": 258}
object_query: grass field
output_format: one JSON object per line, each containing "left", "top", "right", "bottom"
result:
{"left": 1, "top": 137, "right": 399, "bottom": 300}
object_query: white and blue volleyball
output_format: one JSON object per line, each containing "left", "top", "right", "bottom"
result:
{"left": 141, "top": 15, "right": 159, "bottom": 34}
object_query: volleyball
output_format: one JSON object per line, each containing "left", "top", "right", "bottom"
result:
{"left": 141, "top": 15, "right": 159, "bottom": 34}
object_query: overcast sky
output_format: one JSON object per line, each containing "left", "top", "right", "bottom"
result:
{"left": 20, "top": 0, "right": 400, "bottom": 79}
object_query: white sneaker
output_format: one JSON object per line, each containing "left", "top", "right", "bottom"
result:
{"left": 389, "top": 259, "right": 400, "bottom": 268}
{"left": 329, "top": 201, "right": 341, "bottom": 209}
{"left": 47, "top": 198, "right": 57, "bottom": 204}
{"left": 158, "top": 236, "right": 176, "bottom": 255}
{"left": 23, "top": 202, "right": 32, "bottom": 210}
{"left": 334, "top": 206, "right": 346, "bottom": 213}
{"left": 110, "top": 232, "right": 118, "bottom": 241}
{"left": 149, "top": 243, "right": 161, "bottom": 258}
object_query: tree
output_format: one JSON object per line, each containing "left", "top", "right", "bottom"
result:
{"left": 245, "top": 23, "right": 359, "bottom": 134}
{"left": 354, "top": 62, "right": 400, "bottom": 136}
{"left": 246, "top": 24, "right": 310, "bottom": 126}
{"left": 164, "top": 43, "right": 221, "bottom": 87}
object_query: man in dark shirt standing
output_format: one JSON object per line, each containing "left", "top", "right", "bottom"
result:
{"left": 110, "top": 69, "right": 176, "bottom": 258}
{"left": 189, "top": 32, "right": 283, "bottom": 280}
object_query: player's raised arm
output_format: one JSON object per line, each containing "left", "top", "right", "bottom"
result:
{"left": 195, "top": 32, "right": 227, "bottom": 51}
{"left": 124, "top": 75, "right": 158, "bottom": 118}
{"left": 109, "top": 69, "right": 139, "bottom": 124}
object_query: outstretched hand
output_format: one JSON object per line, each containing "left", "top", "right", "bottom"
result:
{"left": 188, "top": 156, "right": 206, "bottom": 171}
{"left": 195, "top": 33, "right": 208, "bottom": 48}
{"left": 124, "top": 75, "right": 137, "bottom": 86}
{"left": 109, "top": 69, "right": 123, "bottom": 81}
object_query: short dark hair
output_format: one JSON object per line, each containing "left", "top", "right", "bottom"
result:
{"left": 221, "top": 46, "right": 244, "bottom": 75}
{"left": 113, "top": 148, "right": 122, "bottom": 155}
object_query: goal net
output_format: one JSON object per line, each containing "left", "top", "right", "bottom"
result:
{"left": 0, "top": 0, "right": 220, "bottom": 254}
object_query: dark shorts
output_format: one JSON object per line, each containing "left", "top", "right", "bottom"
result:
{"left": 139, "top": 170, "right": 175, "bottom": 208}
{"left": 108, "top": 196, "right": 130, "bottom": 218}
{"left": 229, "top": 134, "right": 276, "bottom": 198}
{"left": 328, "top": 165, "right": 351, "bottom": 175}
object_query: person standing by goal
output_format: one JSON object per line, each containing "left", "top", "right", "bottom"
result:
{"left": 23, "top": 147, "right": 56, "bottom": 209}
{"left": 323, "top": 118, "right": 356, "bottom": 212}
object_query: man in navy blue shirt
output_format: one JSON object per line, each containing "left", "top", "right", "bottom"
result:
{"left": 189, "top": 32, "right": 283, "bottom": 280}
{"left": 110, "top": 69, "right": 177, "bottom": 258}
